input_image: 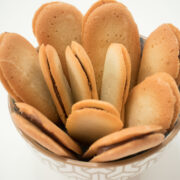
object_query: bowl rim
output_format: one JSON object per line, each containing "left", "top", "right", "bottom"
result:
{"left": 8, "top": 96, "right": 180, "bottom": 168}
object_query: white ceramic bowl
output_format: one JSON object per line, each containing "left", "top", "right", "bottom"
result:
{"left": 8, "top": 37, "right": 180, "bottom": 180}
{"left": 8, "top": 98, "right": 180, "bottom": 180}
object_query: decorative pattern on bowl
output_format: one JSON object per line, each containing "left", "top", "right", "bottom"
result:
{"left": 30, "top": 145, "right": 165, "bottom": 180}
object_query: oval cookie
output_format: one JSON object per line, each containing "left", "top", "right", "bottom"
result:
{"left": 82, "top": 2, "right": 140, "bottom": 92}
{"left": 33, "top": 2, "right": 82, "bottom": 80}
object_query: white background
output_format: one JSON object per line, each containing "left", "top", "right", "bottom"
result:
{"left": 0, "top": 0, "right": 180, "bottom": 179}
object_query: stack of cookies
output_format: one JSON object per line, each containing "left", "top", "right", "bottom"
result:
{"left": 0, "top": 0, "right": 180, "bottom": 163}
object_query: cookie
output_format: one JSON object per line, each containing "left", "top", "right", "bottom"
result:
{"left": 100, "top": 43, "right": 131, "bottom": 121}
{"left": 83, "top": 125, "right": 162, "bottom": 159}
{"left": 83, "top": 125, "right": 163, "bottom": 162}
{"left": 0, "top": 32, "right": 58, "bottom": 123}
{"left": 0, "top": 65, "right": 22, "bottom": 102}
{"left": 126, "top": 72, "right": 180, "bottom": 131}
{"left": 151, "top": 73, "right": 180, "bottom": 128}
{"left": 138, "top": 24, "right": 180, "bottom": 83}
{"left": 167, "top": 24, "right": 180, "bottom": 85}
{"left": 82, "top": 1, "right": 141, "bottom": 93}
{"left": 65, "top": 41, "right": 98, "bottom": 102}
{"left": 82, "top": 0, "right": 117, "bottom": 34}
{"left": 13, "top": 102, "right": 82, "bottom": 157}
{"left": 33, "top": 2, "right": 82, "bottom": 81}
{"left": 66, "top": 99, "right": 123, "bottom": 144}
{"left": 72, "top": 99, "right": 120, "bottom": 117}
{"left": 39, "top": 44, "right": 73, "bottom": 124}
{"left": 90, "top": 133, "right": 164, "bottom": 162}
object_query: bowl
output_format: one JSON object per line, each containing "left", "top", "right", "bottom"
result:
{"left": 8, "top": 96, "right": 180, "bottom": 180}
{"left": 8, "top": 36, "right": 180, "bottom": 180}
